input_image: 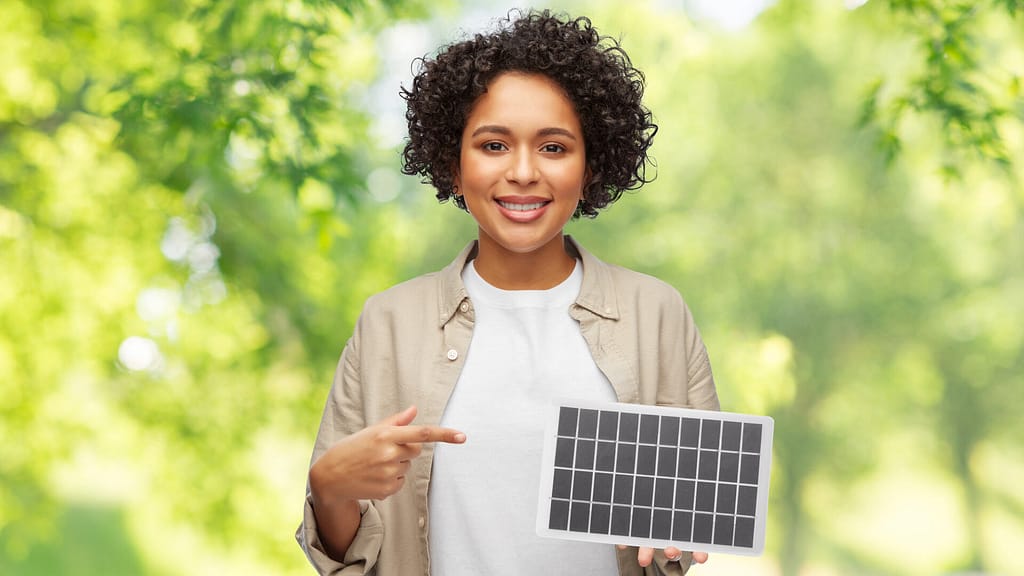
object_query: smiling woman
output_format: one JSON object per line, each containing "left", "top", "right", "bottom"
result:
{"left": 298, "top": 10, "right": 719, "bottom": 576}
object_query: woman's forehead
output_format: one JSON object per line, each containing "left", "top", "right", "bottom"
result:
{"left": 463, "top": 72, "right": 581, "bottom": 132}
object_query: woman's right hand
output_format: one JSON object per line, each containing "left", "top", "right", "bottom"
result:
{"left": 311, "top": 405, "right": 467, "bottom": 503}
{"left": 308, "top": 405, "right": 466, "bottom": 560}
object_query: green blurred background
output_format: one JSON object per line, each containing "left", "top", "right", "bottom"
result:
{"left": 1, "top": 0, "right": 1022, "bottom": 574}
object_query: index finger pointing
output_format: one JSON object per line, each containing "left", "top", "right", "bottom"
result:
{"left": 393, "top": 425, "right": 466, "bottom": 445}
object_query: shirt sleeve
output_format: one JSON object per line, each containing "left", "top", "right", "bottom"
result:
{"left": 296, "top": 493, "right": 384, "bottom": 575}
{"left": 651, "top": 284, "right": 720, "bottom": 411}
{"left": 685, "top": 332, "right": 718, "bottom": 411}
{"left": 296, "top": 320, "right": 384, "bottom": 575}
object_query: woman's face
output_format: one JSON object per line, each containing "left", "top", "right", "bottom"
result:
{"left": 455, "top": 72, "right": 586, "bottom": 261}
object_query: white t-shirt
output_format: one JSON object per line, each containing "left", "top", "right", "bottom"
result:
{"left": 428, "top": 260, "right": 619, "bottom": 575}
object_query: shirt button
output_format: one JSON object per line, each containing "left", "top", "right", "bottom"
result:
{"left": 446, "top": 349, "right": 458, "bottom": 361}
{"left": 459, "top": 301, "right": 470, "bottom": 312}
{"left": 418, "top": 516, "right": 426, "bottom": 528}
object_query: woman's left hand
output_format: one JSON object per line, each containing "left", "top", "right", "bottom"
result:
{"left": 618, "top": 545, "right": 709, "bottom": 567}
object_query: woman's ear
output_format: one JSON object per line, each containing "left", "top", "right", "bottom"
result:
{"left": 451, "top": 163, "right": 462, "bottom": 196}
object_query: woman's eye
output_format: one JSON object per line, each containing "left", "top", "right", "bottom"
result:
{"left": 483, "top": 142, "right": 506, "bottom": 152}
{"left": 542, "top": 144, "right": 565, "bottom": 153}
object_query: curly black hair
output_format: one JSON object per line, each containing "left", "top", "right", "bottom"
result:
{"left": 400, "top": 9, "right": 657, "bottom": 218}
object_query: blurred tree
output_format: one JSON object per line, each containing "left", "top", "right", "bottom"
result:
{"left": 855, "top": 1, "right": 1023, "bottom": 572}
{"left": 0, "top": 0, "right": 437, "bottom": 573}
{"left": 860, "top": 0, "right": 1022, "bottom": 175}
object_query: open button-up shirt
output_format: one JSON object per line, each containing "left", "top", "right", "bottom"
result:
{"left": 297, "top": 236, "right": 720, "bottom": 575}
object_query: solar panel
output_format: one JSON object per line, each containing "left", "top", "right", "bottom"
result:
{"left": 536, "top": 399, "right": 773, "bottom": 556}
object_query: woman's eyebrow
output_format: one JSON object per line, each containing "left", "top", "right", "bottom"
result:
{"left": 471, "top": 125, "right": 512, "bottom": 137}
{"left": 470, "top": 125, "right": 578, "bottom": 140}
{"left": 537, "top": 127, "right": 577, "bottom": 140}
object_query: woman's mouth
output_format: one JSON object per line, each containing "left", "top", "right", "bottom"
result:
{"left": 497, "top": 199, "right": 548, "bottom": 211}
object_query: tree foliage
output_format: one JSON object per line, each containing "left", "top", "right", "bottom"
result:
{"left": 1, "top": 0, "right": 430, "bottom": 573}
{"left": 860, "top": 0, "right": 1023, "bottom": 176}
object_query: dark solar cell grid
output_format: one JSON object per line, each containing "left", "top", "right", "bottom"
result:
{"left": 540, "top": 401, "right": 773, "bottom": 556}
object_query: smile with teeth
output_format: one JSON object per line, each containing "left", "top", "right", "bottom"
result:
{"left": 497, "top": 199, "right": 548, "bottom": 211}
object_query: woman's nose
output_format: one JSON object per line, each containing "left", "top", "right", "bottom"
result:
{"left": 506, "top": 149, "right": 540, "bottom": 184}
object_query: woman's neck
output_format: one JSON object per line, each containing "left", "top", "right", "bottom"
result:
{"left": 471, "top": 234, "right": 576, "bottom": 290}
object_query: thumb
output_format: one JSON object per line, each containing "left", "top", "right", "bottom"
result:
{"left": 381, "top": 405, "right": 417, "bottom": 427}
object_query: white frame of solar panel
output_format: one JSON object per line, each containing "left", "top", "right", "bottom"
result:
{"left": 537, "top": 399, "right": 773, "bottom": 556}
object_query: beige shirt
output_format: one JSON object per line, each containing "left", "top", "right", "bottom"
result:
{"left": 297, "top": 237, "right": 720, "bottom": 576}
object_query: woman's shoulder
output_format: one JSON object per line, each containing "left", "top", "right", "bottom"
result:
{"left": 362, "top": 270, "right": 444, "bottom": 316}
{"left": 360, "top": 241, "right": 475, "bottom": 318}
{"left": 605, "top": 261, "right": 681, "bottom": 294}
{"left": 605, "top": 262, "right": 691, "bottom": 313}
{"left": 575, "top": 240, "right": 689, "bottom": 308}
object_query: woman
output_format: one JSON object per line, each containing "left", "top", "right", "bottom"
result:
{"left": 297, "top": 10, "right": 718, "bottom": 575}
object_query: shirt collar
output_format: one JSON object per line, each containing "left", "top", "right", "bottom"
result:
{"left": 437, "top": 235, "right": 620, "bottom": 327}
